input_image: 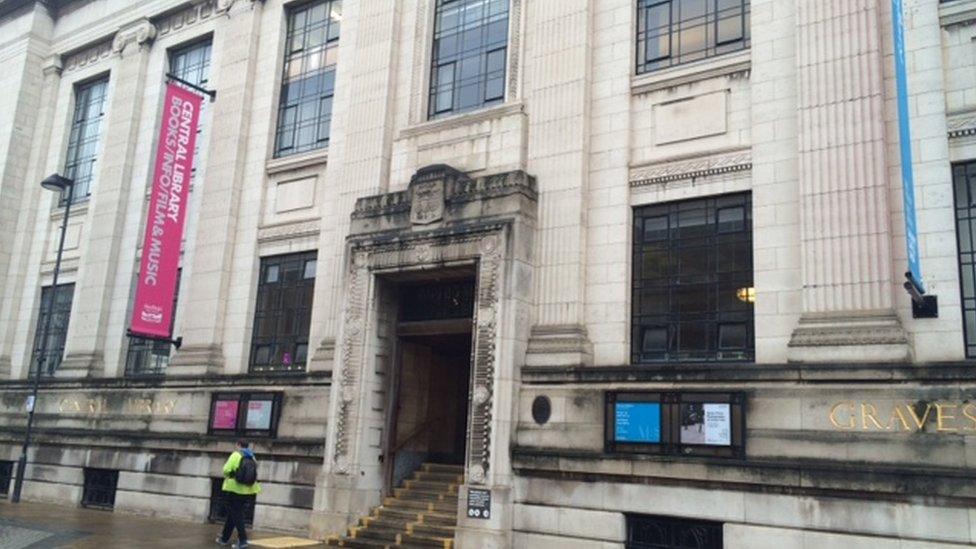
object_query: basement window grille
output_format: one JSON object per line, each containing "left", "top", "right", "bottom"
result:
{"left": 81, "top": 468, "right": 119, "bottom": 510}
{"left": 209, "top": 478, "right": 254, "bottom": 525}
{"left": 0, "top": 460, "right": 14, "bottom": 498}
{"left": 626, "top": 514, "right": 723, "bottom": 549}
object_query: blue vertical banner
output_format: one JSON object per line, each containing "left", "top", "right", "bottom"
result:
{"left": 892, "top": 0, "right": 925, "bottom": 293}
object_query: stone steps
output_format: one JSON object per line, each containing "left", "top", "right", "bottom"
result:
{"left": 326, "top": 463, "right": 460, "bottom": 549}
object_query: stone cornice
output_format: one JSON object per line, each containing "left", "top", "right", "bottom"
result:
{"left": 629, "top": 148, "right": 752, "bottom": 188}
{"left": 352, "top": 168, "right": 537, "bottom": 220}
{"left": 399, "top": 101, "right": 525, "bottom": 139}
{"left": 940, "top": 0, "right": 976, "bottom": 28}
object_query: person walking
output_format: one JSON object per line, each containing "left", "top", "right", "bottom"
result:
{"left": 216, "top": 439, "right": 261, "bottom": 548}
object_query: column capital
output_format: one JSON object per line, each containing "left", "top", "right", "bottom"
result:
{"left": 41, "top": 55, "right": 62, "bottom": 77}
{"left": 111, "top": 18, "right": 157, "bottom": 56}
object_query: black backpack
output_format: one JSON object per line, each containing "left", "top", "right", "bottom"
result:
{"left": 234, "top": 453, "right": 258, "bottom": 486}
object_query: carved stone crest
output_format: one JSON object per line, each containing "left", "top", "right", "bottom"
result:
{"left": 410, "top": 179, "right": 445, "bottom": 225}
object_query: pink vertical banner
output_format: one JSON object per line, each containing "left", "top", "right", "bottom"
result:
{"left": 129, "top": 83, "right": 202, "bottom": 339}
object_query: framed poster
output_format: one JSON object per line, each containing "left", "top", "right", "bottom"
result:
{"left": 210, "top": 397, "right": 240, "bottom": 432}
{"left": 605, "top": 392, "right": 670, "bottom": 453}
{"left": 245, "top": 399, "right": 274, "bottom": 430}
{"left": 672, "top": 393, "right": 745, "bottom": 458}
{"left": 605, "top": 391, "right": 745, "bottom": 458}
{"left": 208, "top": 392, "right": 283, "bottom": 438}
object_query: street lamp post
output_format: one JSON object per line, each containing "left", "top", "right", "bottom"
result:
{"left": 11, "top": 174, "right": 74, "bottom": 503}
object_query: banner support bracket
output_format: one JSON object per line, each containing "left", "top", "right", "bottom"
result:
{"left": 165, "top": 73, "right": 216, "bottom": 102}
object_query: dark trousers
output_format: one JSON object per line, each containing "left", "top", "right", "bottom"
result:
{"left": 220, "top": 492, "right": 253, "bottom": 544}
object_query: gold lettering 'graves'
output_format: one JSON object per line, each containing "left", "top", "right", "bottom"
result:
{"left": 410, "top": 179, "right": 445, "bottom": 225}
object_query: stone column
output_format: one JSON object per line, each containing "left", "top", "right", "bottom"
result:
{"left": 522, "top": 0, "right": 595, "bottom": 368}
{"left": 168, "top": 0, "right": 263, "bottom": 376}
{"left": 0, "top": 5, "right": 57, "bottom": 377}
{"left": 306, "top": 0, "right": 401, "bottom": 372}
{"left": 787, "top": 0, "right": 910, "bottom": 362}
{"left": 58, "top": 19, "right": 156, "bottom": 378}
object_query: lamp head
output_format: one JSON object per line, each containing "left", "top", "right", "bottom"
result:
{"left": 40, "top": 174, "right": 73, "bottom": 193}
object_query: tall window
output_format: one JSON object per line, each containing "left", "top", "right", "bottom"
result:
{"left": 63, "top": 77, "right": 109, "bottom": 204}
{"left": 636, "top": 0, "right": 750, "bottom": 74}
{"left": 168, "top": 39, "right": 212, "bottom": 181}
{"left": 632, "top": 193, "right": 754, "bottom": 363}
{"left": 274, "top": 0, "right": 342, "bottom": 157}
{"left": 953, "top": 161, "right": 976, "bottom": 357}
{"left": 249, "top": 252, "right": 317, "bottom": 372}
{"left": 31, "top": 284, "right": 75, "bottom": 376}
{"left": 428, "top": 0, "right": 509, "bottom": 119}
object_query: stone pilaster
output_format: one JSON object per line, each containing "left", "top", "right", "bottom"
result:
{"left": 58, "top": 19, "right": 155, "bottom": 378}
{"left": 787, "top": 0, "right": 910, "bottom": 362}
{"left": 0, "top": 5, "right": 56, "bottom": 378}
{"left": 522, "top": 0, "right": 594, "bottom": 369}
{"left": 168, "top": 0, "right": 263, "bottom": 376}
{"left": 306, "top": 0, "right": 402, "bottom": 373}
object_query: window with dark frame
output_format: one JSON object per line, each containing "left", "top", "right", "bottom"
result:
{"left": 125, "top": 271, "right": 181, "bottom": 376}
{"left": 636, "top": 0, "right": 750, "bottom": 75}
{"left": 626, "top": 514, "right": 724, "bottom": 549}
{"left": 0, "top": 460, "right": 13, "bottom": 498}
{"left": 274, "top": 0, "right": 342, "bottom": 157}
{"left": 632, "top": 193, "right": 754, "bottom": 363}
{"left": 81, "top": 468, "right": 119, "bottom": 510}
{"left": 953, "top": 161, "right": 976, "bottom": 357}
{"left": 209, "top": 392, "right": 283, "bottom": 438}
{"left": 62, "top": 76, "right": 109, "bottom": 204}
{"left": 168, "top": 38, "right": 212, "bottom": 180}
{"left": 428, "top": 0, "right": 509, "bottom": 119}
{"left": 249, "top": 252, "right": 317, "bottom": 373}
{"left": 30, "top": 283, "right": 75, "bottom": 376}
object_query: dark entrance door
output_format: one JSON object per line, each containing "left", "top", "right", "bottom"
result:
{"left": 386, "top": 277, "right": 474, "bottom": 491}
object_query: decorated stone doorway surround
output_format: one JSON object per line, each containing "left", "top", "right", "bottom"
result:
{"left": 310, "top": 165, "right": 537, "bottom": 547}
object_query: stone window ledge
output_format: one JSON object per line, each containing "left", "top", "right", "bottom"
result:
{"left": 399, "top": 101, "right": 525, "bottom": 140}
{"left": 50, "top": 199, "right": 89, "bottom": 220}
{"left": 266, "top": 148, "right": 329, "bottom": 175}
{"left": 631, "top": 50, "right": 751, "bottom": 95}
{"left": 940, "top": 0, "right": 976, "bottom": 28}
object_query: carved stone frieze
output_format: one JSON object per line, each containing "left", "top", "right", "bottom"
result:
{"left": 112, "top": 18, "right": 157, "bottom": 55}
{"left": 156, "top": 1, "right": 218, "bottom": 38}
{"left": 63, "top": 40, "right": 113, "bottom": 73}
{"left": 948, "top": 111, "right": 976, "bottom": 139}
{"left": 788, "top": 312, "right": 909, "bottom": 348}
{"left": 630, "top": 149, "right": 752, "bottom": 188}
{"left": 256, "top": 220, "right": 321, "bottom": 244}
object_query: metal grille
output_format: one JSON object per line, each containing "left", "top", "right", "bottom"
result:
{"left": 626, "top": 514, "right": 723, "bottom": 549}
{"left": 249, "top": 252, "right": 317, "bottom": 372}
{"left": 274, "top": 0, "right": 341, "bottom": 157}
{"left": 30, "top": 284, "right": 75, "bottom": 376}
{"left": 125, "top": 270, "right": 181, "bottom": 376}
{"left": 208, "top": 478, "right": 254, "bottom": 525}
{"left": 168, "top": 39, "right": 212, "bottom": 181}
{"left": 953, "top": 161, "right": 976, "bottom": 356}
{"left": 636, "top": 0, "right": 750, "bottom": 74}
{"left": 632, "top": 193, "right": 754, "bottom": 363}
{"left": 0, "top": 460, "right": 13, "bottom": 497}
{"left": 428, "top": 0, "right": 509, "bottom": 118}
{"left": 81, "top": 468, "right": 119, "bottom": 509}
{"left": 62, "top": 77, "right": 109, "bottom": 204}
{"left": 399, "top": 279, "right": 475, "bottom": 322}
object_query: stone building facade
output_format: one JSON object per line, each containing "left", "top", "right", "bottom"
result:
{"left": 0, "top": 0, "right": 974, "bottom": 547}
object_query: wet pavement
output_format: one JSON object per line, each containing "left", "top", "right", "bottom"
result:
{"left": 0, "top": 500, "right": 325, "bottom": 548}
